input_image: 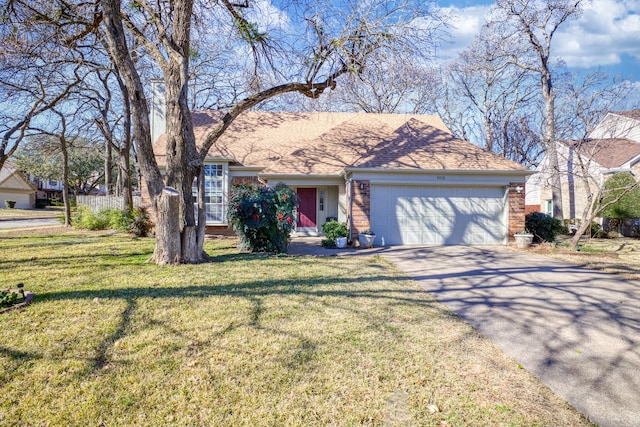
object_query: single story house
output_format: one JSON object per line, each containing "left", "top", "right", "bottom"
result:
{"left": 0, "top": 161, "right": 36, "bottom": 209}
{"left": 150, "top": 109, "right": 531, "bottom": 246}
{"left": 526, "top": 110, "right": 640, "bottom": 220}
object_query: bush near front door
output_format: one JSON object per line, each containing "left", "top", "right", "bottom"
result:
{"left": 228, "top": 182, "right": 298, "bottom": 253}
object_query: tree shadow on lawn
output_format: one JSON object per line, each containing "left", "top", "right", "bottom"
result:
{"left": 10, "top": 272, "right": 426, "bottom": 373}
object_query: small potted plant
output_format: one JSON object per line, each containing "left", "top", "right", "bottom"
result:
{"left": 358, "top": 229, "right": 376, "bottom": 249}
{"left": 514, "top": 230, "right": 533, "bottom": 248}
{"left": 322, "top": 220, "right": 349, "bottom": 248}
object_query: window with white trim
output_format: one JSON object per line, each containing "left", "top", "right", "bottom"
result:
{"left": 193, "top": 163, "right": 227, "bottom": 224}
{"left": 545, "top": 200, "right": 553, "bottom": 216}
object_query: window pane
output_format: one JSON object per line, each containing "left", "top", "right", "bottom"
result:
{"left": 194, "top": 163, "right": 226, "bottom": 224}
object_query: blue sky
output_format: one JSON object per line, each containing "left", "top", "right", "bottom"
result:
{"left": 435, "top": 0, "right": 640, "bottom": 82}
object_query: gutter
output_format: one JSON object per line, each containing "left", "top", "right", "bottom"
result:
{"left": 342, "top": 167, "right": 534, "bottom": 177}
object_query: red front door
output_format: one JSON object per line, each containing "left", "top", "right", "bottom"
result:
{"left": 297, "top": 188, "right": 317, "bottom": 228}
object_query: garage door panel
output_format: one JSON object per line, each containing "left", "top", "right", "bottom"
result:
{"left": 371, "top": 185, "right": 506, "bottom": 246}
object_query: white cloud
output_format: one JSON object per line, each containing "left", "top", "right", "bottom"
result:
{"left": 555, "top": 0, "right": 640, "bottom": 68}
{"left": 436, "top": 0, "right": 640, "bottom": 73}
{"left": 246, "top": 0, "right": 291, "bottom": 33}
{"left": 436, "top": 5, "right": 492, "bottom": 60}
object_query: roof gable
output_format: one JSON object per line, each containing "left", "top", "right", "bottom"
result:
{"left": 0, "top": 162, "right": 35, "bottom": 192}
{"left": 589, "top": 110, "right": 640, "bottom": 141}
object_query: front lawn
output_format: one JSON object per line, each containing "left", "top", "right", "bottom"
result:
{"left": 0, "top": 229, "right": 592, "bottom": 426}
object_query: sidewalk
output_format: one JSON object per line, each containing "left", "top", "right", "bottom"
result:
{"left": 287, "top": 236, "right": 385, "bottom": 256}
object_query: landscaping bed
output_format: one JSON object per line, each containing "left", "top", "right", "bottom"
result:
{"left": 0, "top": 286, "right": 33, "bottom": 314}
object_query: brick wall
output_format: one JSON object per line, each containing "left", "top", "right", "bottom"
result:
{"left": 524, "top": 205, "right": 540, "bottom": 215}
{"left": 508, "top": 182, "right": 526, "bottom": 239}
{"left": 350, "top": 180, "right": 371, "bottom": 241}
{"left": 231, "top": 176, "right": 260, "bottom": 186}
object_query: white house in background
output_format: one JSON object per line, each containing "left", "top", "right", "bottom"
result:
{"left": 29, "top": 176, "right": 65, "bottom": 203}
{"left": 589, "top": 110, "right": 640, "bottom": 141}
{"left": 525, "top": 110, "right": 640, "bottom": 220}
{"left": 0, "top": 161, "right": 36, "bottom": 209}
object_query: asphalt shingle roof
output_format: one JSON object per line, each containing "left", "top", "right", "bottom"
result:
{"left": 154, "top": 111, "right": 528, "bottom": 174}
{"left": 567, "top": 138, "right": 640, "bottom": 168}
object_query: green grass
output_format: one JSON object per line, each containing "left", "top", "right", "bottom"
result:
{"left": 557, "top": 241, "right": 608, "bottom": 253}
{"left": 0, "top": 229, "right": 592, "bottom": 426}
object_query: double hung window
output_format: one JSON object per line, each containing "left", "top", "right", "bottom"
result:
{"left": 193, "top": 163, "right": 226, "bottom": 224}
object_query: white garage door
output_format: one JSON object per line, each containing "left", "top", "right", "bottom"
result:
{"left": 0, "top": 193, "right": 33, "bottom": 209}
{"left": 370, "top": 185, "right": 507, "bottom": 245}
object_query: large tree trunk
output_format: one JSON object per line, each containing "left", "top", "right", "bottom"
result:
{"left": 542, "top": 72, "right": 564, "bottom": 220}
{"left": 105, "top": 141, "right": 112, "bottom": 195}
{"left": 118, "top": 147, "right": 133, "bottom": 210}
{"left": 154, "top": 187, "right": 182, "bottom": 264}
{"left": 61, "top": 137, "right": 72, "bottom": 227}
{"left": 117, "top": 73, "right": 133, "bottom": 210}
{"left": 160, "top": 0, "right": 206, "bottom": 263}
{"left": 101, "top": 0, "right": 167, "bottom": 259}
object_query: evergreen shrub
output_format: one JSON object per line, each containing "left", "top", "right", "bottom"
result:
{"left": 525, "top": 212, "right": 563, "bottom": 242}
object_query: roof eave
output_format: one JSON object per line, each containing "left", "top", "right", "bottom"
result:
{"left": 258, "top": 173, "right": 342, "bottom": 180}
{"left": 343, "top": 167, "right": 534, "bottom": 177}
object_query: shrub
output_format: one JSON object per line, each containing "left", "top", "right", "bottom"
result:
{"left": 525, "top": 212, "right": 563, "bottom": 243}
{"left": 50, "top": 195, "right": 63, "bottom": 206}
{"left": 4, "top": 200, "right": 16, "bottom": 209}
{"left": 73, "top": 205, "right": 107, "bottom": 230}
{"left": 73, "top": 206, "right": 133, "bottom": 232}
{"left": 600, "top": 172, "right": 640, "bottom": 219}
{"left": 227, "top": 182, "right": 298, "bottom": 253}
{"left": 321, "top": 220, "right": 348, "bottom": 247}
{"left": 129, "top": 207, "right": 153, "bottom": 237}
{"left": 106, "top": 208, "right": 132, "bottom": 231}
{"left": 595, "top": 230, "right": 609, "bottom": 239}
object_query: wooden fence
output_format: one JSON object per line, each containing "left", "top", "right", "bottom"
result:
{"left": 76, "top": 195, "right": 142, "bottom": 213}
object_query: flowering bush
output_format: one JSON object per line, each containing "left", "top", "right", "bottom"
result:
{"left": 227, "top": 182, "right": 298, "bottom": 253}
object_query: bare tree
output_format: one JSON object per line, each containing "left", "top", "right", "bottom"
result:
{"left": 81, "top": 66, "right": 135, "bottom": 209}
{"left": 0, "top": 0, "right": 105, "bottom": 177}
{"left": 99, "top": 0, "right": 442, "bottom": 264}
{"left": 3, "top": 0, "right": 443, "bottom": 264}
{"left": 488, "top": 0, "right": 586, "bottom": 219}
{"left": 26, "top": 108, "right": 90, "bottom": 226}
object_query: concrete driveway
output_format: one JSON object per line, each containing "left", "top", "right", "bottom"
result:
{"left": 381, "top": 245, "right": 640, "bottom": 427}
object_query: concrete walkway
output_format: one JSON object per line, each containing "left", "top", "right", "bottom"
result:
{"left": 0, "top": 217, "right": 62, "bottom": 230}
{"left": 289, "top": 238, "right": 640, "bottom": 427}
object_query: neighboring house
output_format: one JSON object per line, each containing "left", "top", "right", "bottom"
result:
{"left": 29, "top": 176, "right": 64, "bottom": 204}
{"left": 0, "top": 161, "right": 36, "bottom": 209}
{"left": 29, "top": 176, "right": 107, "bottom": 206}
{"left": 526, "top": 110, "right": 640, "bottom": 221}
{"left": 149, "top": 108, "right": 532, "bottom": 246}
{"left": 589, "top": 110, "right": 640, "bottom": 141}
